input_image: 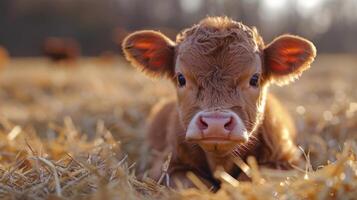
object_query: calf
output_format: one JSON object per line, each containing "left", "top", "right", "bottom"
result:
{"left": 122, "top": 17, "right": 316, "bottom": 188}
{"left": 42, "top": 37, "right": 80, "bottom": 62}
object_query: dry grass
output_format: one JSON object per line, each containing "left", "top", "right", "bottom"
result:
{"left": 0, "top": 55, "right": 356, "bottom": 199}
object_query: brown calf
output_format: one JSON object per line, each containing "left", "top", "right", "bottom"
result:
{"left": 42, "top": 37, "right": 80, "bottom": 62}
{"left": 122, "top": 17, "right": 316, "bottom": 188}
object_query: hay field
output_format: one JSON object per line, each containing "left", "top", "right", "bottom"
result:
{"left": 0, "top": 55, "right": 356, "bottom": 199}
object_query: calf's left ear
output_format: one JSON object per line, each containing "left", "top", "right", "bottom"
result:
{"left": 122, "top": 30, "right": 176, "bottom": 78}
{"left": 264, "top": 35, "right": 316, "bottom": 85}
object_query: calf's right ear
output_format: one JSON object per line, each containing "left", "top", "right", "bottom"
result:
{"left": 122, "top": 30, "right": 176, "bottom": 78}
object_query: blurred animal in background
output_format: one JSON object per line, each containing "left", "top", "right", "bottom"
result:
{"left": 42, "top": 37, "right": 81, "bottom": 63}
{"left": 0, "top": 46, "right": 9, "bottom": 70}
{"left": 123, "top": 17, "right": 316, "bottom": 188}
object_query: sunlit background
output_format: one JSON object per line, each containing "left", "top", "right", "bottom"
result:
{"left": 1, "top": 0, "right": 357, "bottom": 56}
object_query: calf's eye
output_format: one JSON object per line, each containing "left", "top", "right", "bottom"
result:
{"left": 249, "top": 73, "right": 260, "bottom": 87}
{"left": 177, "top": 73, "right": 186, "bottom": 87}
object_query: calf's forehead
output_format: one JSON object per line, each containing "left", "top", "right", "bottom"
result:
{"left": 175, "top": 41, "right": 262, "bottom": 79}
{"left": 173, "top": 17, "right": 264, "bottom": 81}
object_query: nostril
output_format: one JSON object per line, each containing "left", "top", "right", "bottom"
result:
{"left": 224, "top": 117, "right": 235, "bottom": 131}
{"left": 197, "top": 116, "right": 208, "bottom": 130}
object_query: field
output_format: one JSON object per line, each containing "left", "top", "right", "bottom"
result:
{"left": 0, "top": 55, "right": 356, "bottom": 199}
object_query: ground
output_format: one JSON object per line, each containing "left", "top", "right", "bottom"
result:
{"left": 0, "top": 55, "right": 356, "bottom": 199}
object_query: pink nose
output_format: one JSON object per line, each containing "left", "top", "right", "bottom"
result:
{"left": 197, "top": 113, "right": 235, "bottom": 136}
{"left": 185, "top": 111, "right": 248, "bottom": 143}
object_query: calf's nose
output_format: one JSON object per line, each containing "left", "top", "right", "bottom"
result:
{"left": 197, "top": 114, "right": 234, "bottom": 136}
{"left": 186, "top": 111, "right": 248, "bottom": 143}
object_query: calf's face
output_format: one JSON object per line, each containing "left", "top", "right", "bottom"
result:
{"left": 123, "top": 18, "right": 316, "bottom": 156}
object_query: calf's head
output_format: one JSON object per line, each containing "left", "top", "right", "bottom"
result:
{"left": 123, "top": 17, "right": 316, "bottom": 156}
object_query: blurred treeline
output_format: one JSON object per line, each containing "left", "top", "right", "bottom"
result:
{"left": 0, "top": 0, "right": 357, "bottom": 56}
